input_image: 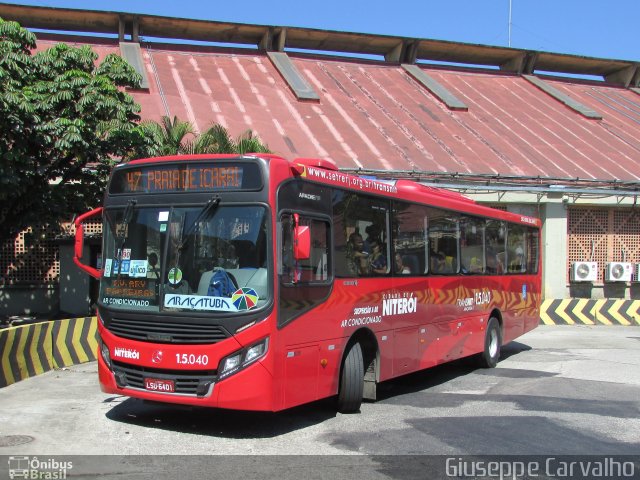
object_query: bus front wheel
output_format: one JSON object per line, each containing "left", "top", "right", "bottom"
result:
{"left": 478, "top": 317, "right": 501, "bottom": 368}
{"left": 337, "top": 342, "right": 364, "bottom": 413}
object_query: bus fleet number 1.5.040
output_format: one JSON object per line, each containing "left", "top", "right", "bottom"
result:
{"left": 176, "top": 353, "right": 209, "bottom": 366}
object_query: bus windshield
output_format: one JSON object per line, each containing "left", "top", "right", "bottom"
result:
{"left": 99, "top": 203, "right": 269, "bottom": 314}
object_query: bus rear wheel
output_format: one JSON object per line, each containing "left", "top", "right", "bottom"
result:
{"left": 478, "top": 317, "right": 501, "bottom": 368}
{"left": 337, "top": 342, "right": 364, "bottom": 413}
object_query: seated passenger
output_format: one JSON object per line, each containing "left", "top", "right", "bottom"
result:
{"left": 363, "top": 224, "right": 381, "bottom": 254}
{"left": 368, "top": 240, "right": 387, "bottom": 274}
{"left": 509, "top": 246, "right": 525, "bottom": 272}
{"left": 442, "top": 253, "right": 455, "bottom": 273}
{"left": 346, "top": 232, "right": 368, "bottom": 276}
{"left": 469, "top": 256, "right": 483, "bottom": 273}
{"left": 394, "top": 253, "right": 411, "bottom": 274}
{"left": 431, "top": 252, "right": 445, "bottom": 273}
{"left": 486, "top": 249, "right": 504, "bottom": 274}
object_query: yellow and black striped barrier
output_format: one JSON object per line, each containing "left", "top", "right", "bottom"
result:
{"left": 0, "top": 316, "right": 98, "bottom": 388}
{"left": 51, "top": 316, "right": 99, "bottom": 368}
{"left": 541, "top": 299, "right": 640, "bottom": 326}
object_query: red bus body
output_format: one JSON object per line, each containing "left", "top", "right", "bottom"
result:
{"left": 77, "top": 154, "right": 541, "bottom": 412}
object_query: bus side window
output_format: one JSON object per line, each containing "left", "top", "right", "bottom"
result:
{"left": 392, "top": 201, "right": 429, "bottom": 275}
{"left": 526, "top": 226, "right": 540, "bottom": 273}
{"left": 278, "top": 212, "right": 333, "bottom": 327}
{"left": 334, "top": 191, "right": 390, "bottom": 277}
{"left": 280, "top": 215, "right": 296, "bottom": 282}
{"left": 485, "top": 220, "right": 505, "bottom": 275}
{"left": 460, "top": 216, "right": 485, "bottom": 274}
{"left": 280, "top": 214, "right": 330, "bottom": 284}
{"left": 428, "top": 214, "right": 459, "bottom": 274}
{"left": 507, "top": 224, "right": 527, "bottom": 273}
{"left": 310, "top": 220, "right": 330, "bottom": 281}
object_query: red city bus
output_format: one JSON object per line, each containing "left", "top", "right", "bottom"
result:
{"left": 74, "top": 154, "right": 541, "bottom": 413}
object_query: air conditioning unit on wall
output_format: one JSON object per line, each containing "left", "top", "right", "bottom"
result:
{"left": 605, "top": 262, "right": 632, "bottom": 282}
{"left": 571, "top": 261, "right": 597, "bottom": 282}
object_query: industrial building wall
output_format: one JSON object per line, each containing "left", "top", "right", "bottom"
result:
{"left": 0, "top": 222, "right": 102, "bottom": 317}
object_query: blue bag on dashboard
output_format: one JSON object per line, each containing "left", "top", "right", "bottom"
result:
{"left": 207, "top": 269, "right": 235, "bottom": 297}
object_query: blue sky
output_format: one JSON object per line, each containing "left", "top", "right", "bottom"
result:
{"left": 3, "top": 0, "right": 639, "bottom": 61}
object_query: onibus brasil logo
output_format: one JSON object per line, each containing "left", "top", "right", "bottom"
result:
{"left": 8, "top": 456, "right": 73, "bottom": 479}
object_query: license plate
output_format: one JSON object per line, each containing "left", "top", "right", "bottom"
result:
{"left": 144, "top": 378, "right": 175, "bottom": 393}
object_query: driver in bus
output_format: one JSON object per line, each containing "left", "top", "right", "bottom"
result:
{"left": 221, "top": 243, "right": 239, "bottom": 269}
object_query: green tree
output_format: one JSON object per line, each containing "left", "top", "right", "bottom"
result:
{"left": 137, "top": 116, "right": 271, "bottom": 157}
{"left": 0, "top": 18, "right": 148, "bottom": 242}
{"left": 137, "top": 115, "right": 195, "bottom": 157}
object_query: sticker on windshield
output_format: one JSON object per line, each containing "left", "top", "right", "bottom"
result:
{"left": 163, "top": 288, "right": 259, "bottom": 312}
{"left": 167, "top": 267, "right": 183, "bottom": 285}
{"left": 158, "top": 211, "right": 169, "bottom": 222}
{"left": 108, "top": 259, "right": 121, "bottom": 275}
{"left": 232, "top": 288, "right": 259, "bottom": 311}
{"left": 160, "top": 224, "right": 167, "bottom": 232}
{"left": 121, "top": 248, "right": 132, "bottom": 260}
{"left": 164, "top": 294, "right": 238, "bottom": 311}
{"left": 104, "top": 259, "right": 113, "bottom": 278}
{"left": 120, "top": 260, "right": 130, "bottom": 275}
{"left": 129, "top": 260, "right": 148, "bottom": 278}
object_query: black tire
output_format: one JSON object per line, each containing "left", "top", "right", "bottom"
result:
{"left": 337, "top": 342, "right": 364, "bottom": 413}
{"left": 478, "top": 317, "right": 501, "bottom": 368}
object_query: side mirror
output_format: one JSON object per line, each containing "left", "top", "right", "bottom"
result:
{"left": 73, "top": 207, "right": 103, "bottom": 279}
{"left": 292, "top": 214, "right": 310, "bottom": 261}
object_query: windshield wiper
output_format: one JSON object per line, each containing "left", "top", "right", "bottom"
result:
{"left": 176, "top": 195, "right": 221, "bottom": 252}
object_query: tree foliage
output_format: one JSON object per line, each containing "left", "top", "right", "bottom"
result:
{"left": 0, "top": 19, "right": 272, "bottom": 243}
{"left": 136, "top": 115, "right": 271, "bottom": 157}
{"left": 0, "top": 18, "right": 149, "bottom": 242}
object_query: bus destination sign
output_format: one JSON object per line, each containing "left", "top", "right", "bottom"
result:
{"left": 109, "top": 162, "right": 262, "bottom": 194}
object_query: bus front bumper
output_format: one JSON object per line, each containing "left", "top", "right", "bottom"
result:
{"left": 98, "top": 346, "right": 275, "bottom": 411}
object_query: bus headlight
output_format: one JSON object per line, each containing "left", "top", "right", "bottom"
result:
{"left": 245, "top": 341, "right": 267, "bottom": 363}
{"left": 219, "top": 337, "right": 269, "bottom": 380}
{"left": 99, "top": 339, "right": 112, "bottom": 369}
{"left": 221, "top": 353, "right": 241, "bottom": 374}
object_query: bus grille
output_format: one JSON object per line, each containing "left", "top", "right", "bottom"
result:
{"left": 107, "top": 317, "right": 230, "bottom": 344}
{"left": 112, "top": 361, "right": 217, "bottom": 396}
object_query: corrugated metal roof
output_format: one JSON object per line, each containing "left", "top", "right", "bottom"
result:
{"left": 6, "top": 3, "right": 638, "bottom": 81}
{"left": 34, "top": 37, "right": 640, "bottom": 183}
